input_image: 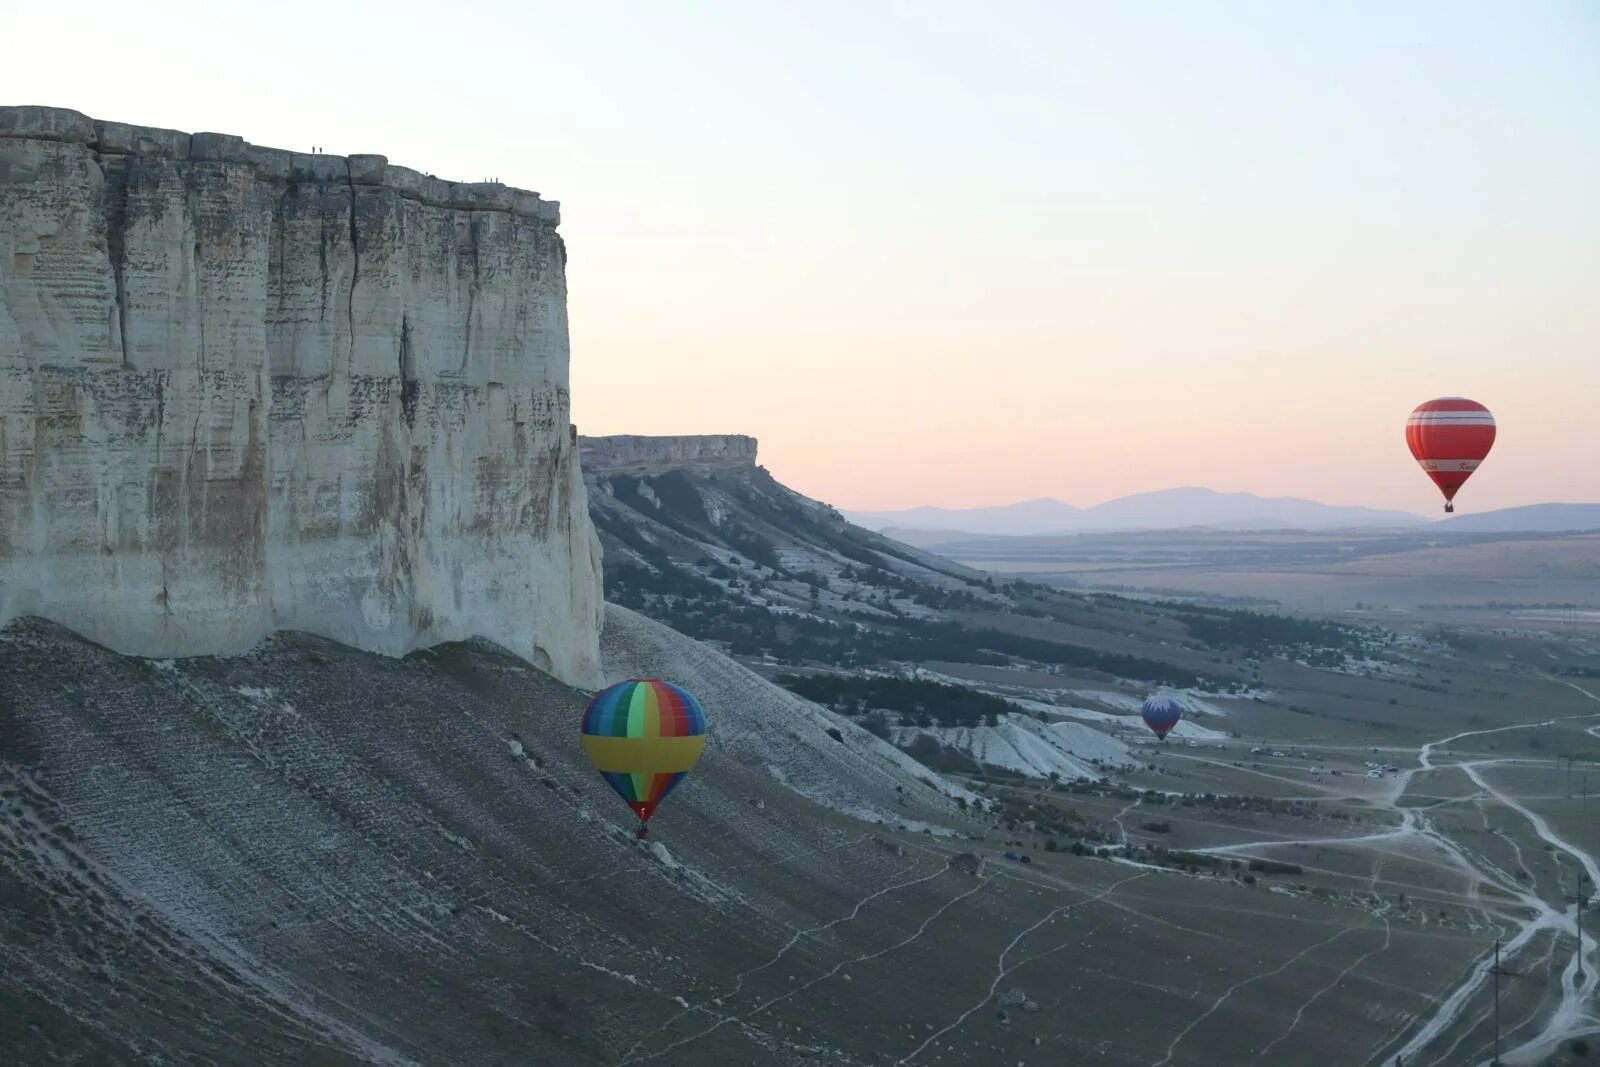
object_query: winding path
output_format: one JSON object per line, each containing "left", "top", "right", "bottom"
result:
{"left": 1159, "top": 677, "right": 1600, "bottom": 1065}
{"left": 1384, "top": 677, "right": 1600, "bottom": 1066}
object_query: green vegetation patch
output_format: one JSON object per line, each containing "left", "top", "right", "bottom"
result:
{"left": 1173, "top": 605, "right": 1377, "bottom": 660}
{"left": 775, "top": 673, "right": 1011, "bottom": 729}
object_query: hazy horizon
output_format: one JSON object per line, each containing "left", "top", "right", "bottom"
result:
{"left": 6, "top": 0, "right": 1595, "bottom": 514}
{"left": 841, "top": 486, "right": 1434, "bottom": 516}
{"left": 840, "top": 486, "right": 1600, "bottom": 518}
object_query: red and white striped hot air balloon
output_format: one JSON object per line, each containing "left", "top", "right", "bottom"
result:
{"left": 1405, "top": 397, "right": 1496, "bottom": 513}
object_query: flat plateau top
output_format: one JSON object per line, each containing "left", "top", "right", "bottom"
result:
{"left": 0, "top": 104, "right": 556, "bottom": 222}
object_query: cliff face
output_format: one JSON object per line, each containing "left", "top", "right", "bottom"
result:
{"left": 578, "top": 434, "right": 758, "bottom": 475}
{"left": 0, "top": 106, "right": 602, "bottom": 686}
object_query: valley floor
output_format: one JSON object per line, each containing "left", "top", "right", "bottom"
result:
{"left": 4, "top": 613, "right": 1598, "bottom": 1065}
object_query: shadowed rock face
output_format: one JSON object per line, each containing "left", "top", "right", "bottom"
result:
{"left": 0, "top": 106, "right": 601, "bottom": 685}
{"left": 0, "top": 612, "right": 978, "bottom": 1066}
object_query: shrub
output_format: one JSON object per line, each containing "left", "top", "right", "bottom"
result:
{"left": 1246, "top": 858, "right": 1303, "bottom": 876}
{"left": 861, "top": 712, "right": 891, "bottom": 740}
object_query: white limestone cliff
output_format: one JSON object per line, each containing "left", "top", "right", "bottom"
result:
{"left": 0, "top": 106, "right": 603, "bottom": 686}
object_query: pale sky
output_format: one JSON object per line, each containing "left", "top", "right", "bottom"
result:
{"left": 4, "top": 0, "right": 1596, "bottom": 514}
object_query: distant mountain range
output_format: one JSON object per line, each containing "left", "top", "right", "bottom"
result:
{"left": 1437, "top": 503, "right": 1600, "bottom": 534}
{"left": 844, "top": 488, "right": 1430, "bottom": 536}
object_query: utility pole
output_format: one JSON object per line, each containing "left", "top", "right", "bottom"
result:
{"left": 1583, "top": 883, "right": 1589, "bottom": 986}
{"left": 1568, "top": 868, "right": 1591, "bottom": 985}
{"left": 1487, "top": 938, "right": 1521, "bottom": 1066}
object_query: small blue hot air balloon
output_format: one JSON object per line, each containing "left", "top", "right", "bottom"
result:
{"left": 1141, "top": 693, "right": 1183, "bottom": 741}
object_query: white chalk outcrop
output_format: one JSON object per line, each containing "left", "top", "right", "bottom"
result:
{"left": 0, "top": 106, "right": 602, "bottom": 685}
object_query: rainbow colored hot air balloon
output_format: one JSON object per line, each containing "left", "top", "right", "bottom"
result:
{"left": 1141, "top": 693, "right": 1183, "bottom": 741}
{"left": 581, "top": 679, "right": 708, "bottom": 837}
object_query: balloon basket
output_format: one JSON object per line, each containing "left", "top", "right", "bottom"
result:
{"left": 1444, "top": 503, "right": 1454, "bottom": 513}
{"left": 635, "top": 824, "right": 650, "bottom": 841}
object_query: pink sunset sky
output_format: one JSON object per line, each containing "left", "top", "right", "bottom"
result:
{"left": 7, "top": 2, "right": 1596, "bottom": 515}
{"left": 557, "top": 2, "right": 1599, "bottom": 515}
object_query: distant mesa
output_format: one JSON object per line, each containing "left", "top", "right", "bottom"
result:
{"left": 579, "top": 434, "right": 758, "bottom": 476}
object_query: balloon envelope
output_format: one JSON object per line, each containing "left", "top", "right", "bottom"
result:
{"left": 1141, "top": 694, "right": 1183, "bottom": 739}
{"left": 1406, "top": 398, "right": 1495, "bottom": 510}
{"left": 581, "top": 679, "right": 708, "bottom": 823}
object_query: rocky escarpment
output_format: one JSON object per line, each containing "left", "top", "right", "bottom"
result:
{"left": 579, "top": 434, "right": 757, "bottom": 476}
{"left": 0, "top": 106, "right": 602, "bottom": 685}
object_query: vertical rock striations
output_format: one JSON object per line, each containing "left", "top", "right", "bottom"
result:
{"left": 0, "top": 106, "right": 603, "bottom": 686}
